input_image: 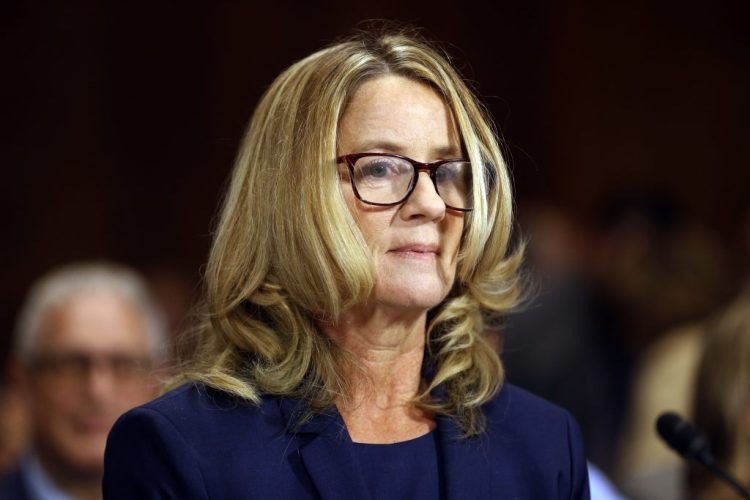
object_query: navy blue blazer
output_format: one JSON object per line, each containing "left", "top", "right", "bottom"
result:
{"left": 103, "top": 383, "right": 590, "bottom": 499}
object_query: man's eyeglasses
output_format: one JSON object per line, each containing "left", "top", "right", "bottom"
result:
{"left": 337, "top": 153, "right": 473, "bottom": 211}
{"left": 29, "top": 353, "right": 152, "bottom": 385}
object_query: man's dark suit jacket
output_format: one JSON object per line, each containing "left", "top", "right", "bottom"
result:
{"left": 103, "top": 383, "right": 590, "bottom": 499}
{"left": 0, "top": 468, "right": 30, "bottom": 500}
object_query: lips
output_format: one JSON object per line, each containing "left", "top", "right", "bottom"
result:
{"left": 389, "top": 243, "right": 440, "bottom": 255}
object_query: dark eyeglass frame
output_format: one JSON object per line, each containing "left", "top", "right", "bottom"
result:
{"left": 28, "top": 352, "right": 152, "bottom": 382}
{"left": 336, "top": 152, "right": 474, "bottom": 212}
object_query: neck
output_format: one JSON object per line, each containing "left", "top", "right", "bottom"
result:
{"left": 323, "top": 306, "right": 436, "bottom": 444}
{"left": 35, "top": 449, "right": 103, "bottom": 500}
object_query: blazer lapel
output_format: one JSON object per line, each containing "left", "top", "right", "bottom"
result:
{"left": 278, "top": 398, "right": 370, "bottom": 500}
{"left": 277, "top": 395, "right": 493, "bottom": 500}
{"left": 435, "top": 415, "right": 492, "bottom": 500}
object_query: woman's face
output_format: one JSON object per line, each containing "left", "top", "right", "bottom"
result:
{"left": 338, "top": 75, "right": 465, "bottom": 313}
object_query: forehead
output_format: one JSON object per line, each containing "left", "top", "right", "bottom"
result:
{"left": 33, "top": 291, "right": 150, "bottom": 355}
{"left": 339, "top": 75, "right": 460, "bottom": 157}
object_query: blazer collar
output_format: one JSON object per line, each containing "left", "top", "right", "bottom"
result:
{"left": 425, "top": 357, "right": 493, "bottom": 499}
{"left": 278, "top": 397, "right": 371, "bottom": 500}
{"left": 434, "top": 415, "right": 493, "bottom": 499}
{"left": 278, "top": 397, "right": 492, "bottom": 500}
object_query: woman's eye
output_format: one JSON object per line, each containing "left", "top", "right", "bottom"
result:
{"left": 362, "top": 162, "right": 391, "bottom": 178}
{"left": 435, "top": 165, "right": 458, "bottom": 183}
{"left": 356, "top": 158, "right": 408, "bottom": 180}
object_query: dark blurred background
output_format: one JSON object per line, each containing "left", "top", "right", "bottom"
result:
{"left": 1, "top": 0, "right": 748, "bottom": 489}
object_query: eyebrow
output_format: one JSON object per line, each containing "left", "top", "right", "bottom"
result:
{"left": 350, "top": 141, "right": 462, "bottom": 159}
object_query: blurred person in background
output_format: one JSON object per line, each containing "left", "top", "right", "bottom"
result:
{"left": 501, "top": 201, "right": 623, "bottom": 471}
{"left": 593, "top": 194, "right": 732, "bottom": 356}
{"left": 617, "top": 318, "right": 704, "bottom": 499}
{"left": 688, "top": 292, "right": 750, "bottom": 499}
{"left": 0, "top": 263, "right": 167, "bottom": 500}
{"left": 617, "top": 204, "right": 749, "bottom": 499}
{"left": 687, "top": 205, "right": 750, "bottom": 499}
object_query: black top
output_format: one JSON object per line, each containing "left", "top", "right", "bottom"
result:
{"left": 353, "top": 431, "right": 441, "bottom": 500}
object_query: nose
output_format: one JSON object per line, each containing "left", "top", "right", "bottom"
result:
{"left": 83, "top": 361, "right": 117, "bottom": 401}
{"left": 400, "top": 171, "right": 446, "bottom": 221}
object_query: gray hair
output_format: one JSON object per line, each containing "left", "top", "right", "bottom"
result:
{"left": 14, "top": 262, "right": 168, "bottom": 363}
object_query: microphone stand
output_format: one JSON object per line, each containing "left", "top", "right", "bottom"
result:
{"left": 656, "top": 412, "right": 750, "bottom": 500}
{"left": 701, "top": 458, "right": 750, "bottom": 500}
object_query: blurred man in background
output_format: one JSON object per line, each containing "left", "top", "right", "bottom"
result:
{"left": 0, "top": 263, "right": 167, "bottom": 500}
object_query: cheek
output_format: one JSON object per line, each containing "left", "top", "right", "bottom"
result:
{"left": 30, "top": 389, "right": 74, "bottom": 439}
{"left": 30, "top": 381, "right": 74, "bottom": 413}
{"left": 444, "top": 218, "right": 465, "bottom": 259}
{"left": 343, "top": 195, "right": 394, "bottom": 250}
{"left": 356, "top": 216, "right": 392, "bottom": 251}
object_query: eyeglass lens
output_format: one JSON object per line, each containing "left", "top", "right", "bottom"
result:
{"left": 30, "top": 353, "right": 151, "bottom": 384}
{"left": 351, "top": 156, "right": 472, "bottom": 209}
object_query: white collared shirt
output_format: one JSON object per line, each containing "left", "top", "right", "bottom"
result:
{"left": 20, "top": 453, "right": 73, "bottom": 500}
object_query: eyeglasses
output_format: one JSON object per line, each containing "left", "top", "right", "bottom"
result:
{"left": 29, "top": 353, "right": 152, "bottom": 386}
{"left": 337, "top": 153, "right": 473, "bottom": 211}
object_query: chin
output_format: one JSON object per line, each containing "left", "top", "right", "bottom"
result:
{"left": 67, "top": 448, "right": 106, "bottom": 476}
{"left": 374, "top": 281, "right": 451, "bottom": 312}
{"left": 66, "top": 432, "right": 107, "bottom": 459}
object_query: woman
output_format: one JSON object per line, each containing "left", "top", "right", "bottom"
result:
{"left": 104, "top": 28, "right": 590, "bottom": 499}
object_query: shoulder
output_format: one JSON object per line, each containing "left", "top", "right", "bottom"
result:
{"left": 104, "top": 383, "right": 291, "bottom": 499}
{"left": 125, "top": 382, "right": 280, "bottom": 428}
{"left": 482, "top": 383, "right": 591, "bottom": 498}
{"left": 0, "top": 468, "right": 30, "bottom": 500}
{"left": 485, "top": 382, "right": 578, "bottom": 431}
{"left": 134, "top": 382, "right": 257, "bottom": 415}
{"left": 108, "top": 382, "right": 286, "bottom": 458}
{"left": 483, "top": 382, "right": 585, "bottom": 452}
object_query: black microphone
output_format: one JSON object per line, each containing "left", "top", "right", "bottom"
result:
{"left": 656, "top": 411, "right": 750, "bottom": 499}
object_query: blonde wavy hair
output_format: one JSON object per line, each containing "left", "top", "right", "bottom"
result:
{"left": 172, "top": 27, "right": 523, "bottom": 436}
